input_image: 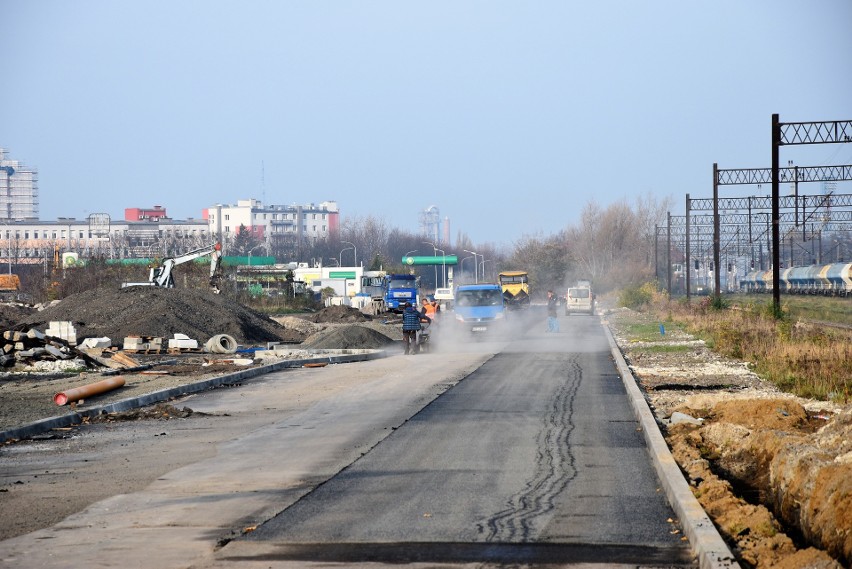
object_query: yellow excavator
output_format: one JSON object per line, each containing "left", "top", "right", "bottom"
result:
{"left": 498, "top": 270, "right": 530, "bottom": 309}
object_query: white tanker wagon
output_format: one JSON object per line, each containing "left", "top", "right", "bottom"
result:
{"left": 739, "top": 262, "right": 852, "bottom": 296}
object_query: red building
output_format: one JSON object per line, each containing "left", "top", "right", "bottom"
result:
{"left": 125, "top": 206, "right": 168, "bottom": 222}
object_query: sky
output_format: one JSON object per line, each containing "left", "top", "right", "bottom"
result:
{"left": 2, "top": 1, "right": 851, "bottom": 247}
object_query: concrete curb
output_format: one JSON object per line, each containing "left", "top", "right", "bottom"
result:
{"left": 602, "top": 323, "right": 740, "bottom": 569}
{"left": 0, "top": 349, "right": 387, "bottom": 444}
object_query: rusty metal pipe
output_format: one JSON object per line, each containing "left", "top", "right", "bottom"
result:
{"left": 54, "top": 376, "right": 126, "bottom": 406}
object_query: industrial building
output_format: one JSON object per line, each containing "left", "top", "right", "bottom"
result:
{"left": 0, "top": 148, "right": 39, "bottom": 220}
{"left": 0, "top": 216, "right": 212, "bottom": 266}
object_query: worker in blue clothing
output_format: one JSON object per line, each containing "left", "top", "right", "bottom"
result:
{"left": 546, "top": 290, "right": 560, "bottom": 332}
{"left": 402, "top": 301, "right": 430, "bottom": 354}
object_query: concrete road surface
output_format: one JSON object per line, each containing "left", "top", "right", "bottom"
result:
{"left": 0, "top": 311, "right": 696, "bottom": 568}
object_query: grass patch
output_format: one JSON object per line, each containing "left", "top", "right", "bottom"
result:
{"left": 727, "top": 294, "right": 852, "bottom": 327}
{"left": 640, "top": 296, "right": 852, "bottom": 403}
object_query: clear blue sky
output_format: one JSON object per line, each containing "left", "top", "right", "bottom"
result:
{"left": 3, "top": 1, "right": 851, "bottom": 247}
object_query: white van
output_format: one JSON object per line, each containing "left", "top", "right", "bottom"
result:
{"left": 565, "top": 287, "right": 594, "bottom": 315}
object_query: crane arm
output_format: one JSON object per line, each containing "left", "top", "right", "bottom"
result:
{"left": 145, "top": 242, "right": 223, "bottom": 288}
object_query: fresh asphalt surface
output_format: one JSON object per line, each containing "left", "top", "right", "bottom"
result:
{"left": 0, "top": 309, "right": 701, "bottom": 568}
{"left": 225, "top": 310, "right": 695, "bottom": 567}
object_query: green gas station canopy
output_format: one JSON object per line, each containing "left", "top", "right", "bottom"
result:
{"left": 401, "top": 255, "right": 458, "bottom": 266}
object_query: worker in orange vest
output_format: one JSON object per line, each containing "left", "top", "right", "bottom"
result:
{"left": 421, "top": 297, "right": 438, "bottom": 319}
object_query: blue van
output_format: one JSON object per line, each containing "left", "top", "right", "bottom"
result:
{"left": 452, "top": 284, "right": 507, "bottom": 334}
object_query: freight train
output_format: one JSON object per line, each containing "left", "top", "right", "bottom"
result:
{"left": 739, "top": 262, "right": 852, "bottom": 296}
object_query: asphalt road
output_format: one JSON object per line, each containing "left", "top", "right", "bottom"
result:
{"left": 0, "top": 310, "right": 697, "bottom": 568}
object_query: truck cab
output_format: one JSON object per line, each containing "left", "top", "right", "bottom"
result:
{"left": 452, "top": 284, "right": 506, "bottom": 334}
{"left": 384, "top": 274, "right": 419, "bottom": 313}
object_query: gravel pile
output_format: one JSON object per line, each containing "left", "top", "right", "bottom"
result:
{"left": 18, "top": 287, "right": 306, "bottom": 346}
{"left": 300, "top": 324, "right": 396, "bottom": 349}
{"left": 0, "top": 303, "right": 36, "bottom": 331}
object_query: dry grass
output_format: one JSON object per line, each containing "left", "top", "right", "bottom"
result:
{"left": 649, "top": 297, "right": 852, "bottom": 402}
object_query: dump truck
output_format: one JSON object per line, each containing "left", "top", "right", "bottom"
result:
{"left": 498, "top": 270, "right": 530, "bottom": 309}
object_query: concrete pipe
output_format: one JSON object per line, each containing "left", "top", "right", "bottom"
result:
{"left": 204, "top": 334, "right": 238, "bottom": 354}
{"left": 54, "top": 376, "right": 126, "bottom": 406}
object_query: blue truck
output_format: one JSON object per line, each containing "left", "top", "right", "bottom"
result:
{"left": 384, "top": 273, "right": 420, "bottom": 313}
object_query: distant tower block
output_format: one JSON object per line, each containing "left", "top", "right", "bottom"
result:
{"left": 419, "top": 205, "right": 441, "bottom": 242}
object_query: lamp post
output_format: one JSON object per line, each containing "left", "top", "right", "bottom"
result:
{"left": 246, "top": 244, "right": 266, "bottom": 292}
{"left": 423, "top": 241, "right": 438, "bottom": 290}
{"left": 247, "top": 244, "right": 265, "bottom": 267}
{"left": 403, "top": 249, "right": 417, "bottom": 259}
{"left": 460, "top": 255, "right": 473, "bottom": 284}
{"left": 463, "top": 249, "right": 478, "bottom": 283}
{"left": 480, "top": 259, "right": 493, "bottom": 282}
{"left": 339, "top": 247, "right": 353, "bottom": 267}
{"left": 341, "top": 240, "right": 357, "bottom": 266}
{"left": 434, "top": 245, "right": 446, "bottom": 288}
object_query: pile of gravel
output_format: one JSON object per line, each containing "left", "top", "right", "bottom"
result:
{"left": 19, "top": 287, "right": 307, "bottom": 346}
{"left": 0, "top": 303, "right": 36, "bottom": 331}
{"left": 301, "top": 325, "right": 396, "bottom": 349}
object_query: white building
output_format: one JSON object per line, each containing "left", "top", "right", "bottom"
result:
{"left": 205, "top": 199, "right": 339, "bottom": 250}
{"left": 0, "top": 148, "right": 39, "bottom": 220}
{"left": 0, "top": 216, "right": 212, "bottom": 265}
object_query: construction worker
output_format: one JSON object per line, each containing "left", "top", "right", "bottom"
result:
{"left": 402, "top": 302, "right": 430, "bottom": 355}
{"left": 421, "top": 297, "right": 438, "bottom": 319}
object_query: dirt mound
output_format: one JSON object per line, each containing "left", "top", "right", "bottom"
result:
{"left": 18, "top": 287, "right": 306, "bottom": 346}
{"left": 669, "top": 398, "right": 851, "bottom": 567}
{"left": 0, "top": 303, "right": 36, "bottom": 331}
{"left": 305, "top": 305, "right": 373, "bottom": 323}
{"left": 301, "top": 325, "right": 395, "bottom": 349}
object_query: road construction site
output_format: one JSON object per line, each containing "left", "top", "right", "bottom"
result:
{"left": 0, "top": 289, "right": 850, "bottom": 568}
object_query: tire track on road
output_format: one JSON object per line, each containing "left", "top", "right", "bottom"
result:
{"left": 478, "top": 354, "right": 581, "bottom": 541}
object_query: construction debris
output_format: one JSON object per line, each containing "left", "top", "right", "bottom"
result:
{"left": 1, "top": 327, "right": 79, "bottom": 367}
{"left": 123, "top": 336, "right": 164, "bottom": 354}
{"left": 45, "top": 321, "right": 77, "bottom": 346}
{"left": 53, "top": 376, "right": 126, "bottom": 406}
{"left": 167, "top": 333, "right": 199, "bottom": 352}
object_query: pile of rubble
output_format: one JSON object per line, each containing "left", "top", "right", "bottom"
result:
{"left": 19, "top": 287, "right": 306, "bottom": 345}
{"left": 0, "top": 326, "right": 83, "bottom": 368}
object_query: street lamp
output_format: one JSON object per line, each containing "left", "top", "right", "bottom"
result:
{"left": 423, "top": 241, "right": 439, "bottom": 290}
{"left": 341, "top": 240, "right": 357, "bottom": 266}
{"left": 403, "top": 249, "right": 418, "bottom": 259}
{"left": 463, "top": 249, "right": 478, "bottom": 283}
{"left": 339, "top": 247, "right": 353, "bottom": 267}
{"left": 247, "top": 244, "right": 266, "bottom": 267}
{"left": 431, "top": 245, "right": 446, "bottom": 288}
{"left": 480, "top": 259, "right": 493, "bottom": 282}
{"left": 460, "top": 255, "right": 473, "bottom": 284}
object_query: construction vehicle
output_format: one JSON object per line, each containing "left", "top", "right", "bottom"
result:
{"left": 384, "top": 273, "right": 420, "bottom": 313}
{"left": 498, "top": 270, "right": 530, "bottom": 309}
{"left": 0, "top": 274, "right": 22, "bottom": 301}
{"left": 122, "top": 242, "right": 223, "bottom": 292}
{"left": 360, "top": 270, "right": 388, "bottom": 313}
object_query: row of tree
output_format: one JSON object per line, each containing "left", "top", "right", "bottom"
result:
{"left": 228, "top": 193, "right": 671, "bottom": 297}
{"left": 13, "top": 194, "right": 670, "bottom": 304}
